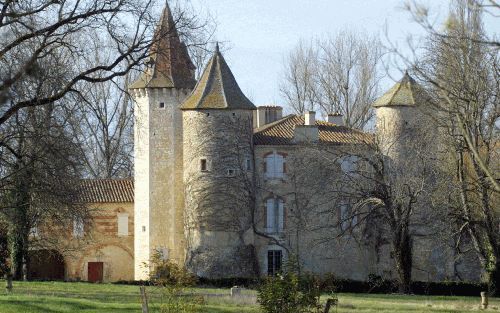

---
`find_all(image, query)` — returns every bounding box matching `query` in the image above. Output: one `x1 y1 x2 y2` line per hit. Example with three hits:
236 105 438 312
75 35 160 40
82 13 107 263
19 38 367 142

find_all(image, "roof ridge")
217 51 230 109
254 114 296 133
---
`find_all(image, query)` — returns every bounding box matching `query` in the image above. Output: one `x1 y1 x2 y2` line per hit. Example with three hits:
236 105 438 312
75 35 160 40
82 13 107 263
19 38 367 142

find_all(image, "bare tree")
0 0 213 278
280 41 318 114
400 0 500 293
280 31 383 129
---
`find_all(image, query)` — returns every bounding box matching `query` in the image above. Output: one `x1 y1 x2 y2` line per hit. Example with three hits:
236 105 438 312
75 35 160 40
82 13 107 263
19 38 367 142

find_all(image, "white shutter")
266 199 275 232
73 218 84 238
278 200 284 232
266 155 275 178
275 154 284 178
118 213 129 236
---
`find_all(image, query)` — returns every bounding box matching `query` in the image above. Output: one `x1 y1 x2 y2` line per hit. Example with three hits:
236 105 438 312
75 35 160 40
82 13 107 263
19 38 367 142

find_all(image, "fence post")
481 291 488 309
140 286 149 313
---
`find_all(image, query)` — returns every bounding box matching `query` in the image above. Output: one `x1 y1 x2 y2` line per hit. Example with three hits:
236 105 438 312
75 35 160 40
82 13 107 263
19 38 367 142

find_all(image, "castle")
29 3 480 283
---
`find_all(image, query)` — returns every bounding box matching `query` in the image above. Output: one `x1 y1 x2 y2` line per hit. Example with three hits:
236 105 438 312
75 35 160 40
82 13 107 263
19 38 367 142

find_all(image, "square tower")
129 2 196 280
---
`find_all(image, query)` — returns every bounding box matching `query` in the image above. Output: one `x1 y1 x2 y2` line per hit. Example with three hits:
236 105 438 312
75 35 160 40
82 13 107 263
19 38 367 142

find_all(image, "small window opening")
232 112 236 116
159 102 165 108
245 158 252 171
200 159 207 171
142 226 146 232
227 169 235 176
206 112 210 117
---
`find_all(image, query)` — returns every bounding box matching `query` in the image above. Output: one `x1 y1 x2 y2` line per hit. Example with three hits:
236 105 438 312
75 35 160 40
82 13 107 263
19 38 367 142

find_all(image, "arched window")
265 197 284 233
264 152 285 179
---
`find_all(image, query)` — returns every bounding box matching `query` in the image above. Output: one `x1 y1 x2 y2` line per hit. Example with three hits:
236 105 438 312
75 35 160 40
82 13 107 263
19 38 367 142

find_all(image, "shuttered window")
73 217 84 238
266 198 284 233
118 213 129 236
265 153 285 178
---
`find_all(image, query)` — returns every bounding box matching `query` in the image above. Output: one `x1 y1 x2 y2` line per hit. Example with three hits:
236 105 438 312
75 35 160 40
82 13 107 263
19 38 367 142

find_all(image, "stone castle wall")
132 87 190 280
182 109 257 278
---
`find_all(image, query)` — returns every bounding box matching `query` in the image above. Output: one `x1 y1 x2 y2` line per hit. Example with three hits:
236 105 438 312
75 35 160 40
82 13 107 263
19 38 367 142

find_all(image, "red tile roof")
253 115 372 145
79 179 134 203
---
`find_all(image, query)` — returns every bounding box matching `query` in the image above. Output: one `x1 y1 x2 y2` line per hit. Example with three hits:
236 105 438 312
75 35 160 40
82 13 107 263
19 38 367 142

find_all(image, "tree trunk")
393 228 412 294
8 225 28 280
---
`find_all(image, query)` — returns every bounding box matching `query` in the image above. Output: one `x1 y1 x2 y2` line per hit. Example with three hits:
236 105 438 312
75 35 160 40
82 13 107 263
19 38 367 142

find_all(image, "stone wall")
64 202 134 282
132 87 190 280
182 109 257 278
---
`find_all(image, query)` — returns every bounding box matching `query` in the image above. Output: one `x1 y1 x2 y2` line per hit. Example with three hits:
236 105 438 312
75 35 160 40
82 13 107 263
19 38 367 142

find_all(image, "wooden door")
88 262 103 283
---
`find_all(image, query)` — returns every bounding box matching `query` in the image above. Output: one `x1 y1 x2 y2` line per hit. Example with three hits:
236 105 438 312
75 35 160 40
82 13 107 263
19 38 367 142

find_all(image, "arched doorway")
29 249 65 280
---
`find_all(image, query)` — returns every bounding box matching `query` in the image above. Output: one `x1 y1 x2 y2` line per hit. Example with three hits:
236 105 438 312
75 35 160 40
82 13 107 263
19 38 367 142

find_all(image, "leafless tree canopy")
280 31 383 129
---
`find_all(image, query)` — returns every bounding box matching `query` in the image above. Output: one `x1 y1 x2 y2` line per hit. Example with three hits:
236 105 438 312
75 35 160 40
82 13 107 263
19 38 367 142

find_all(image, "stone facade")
131 87 191 280
182 110 257 278
64 202 134 282
44 4 482 283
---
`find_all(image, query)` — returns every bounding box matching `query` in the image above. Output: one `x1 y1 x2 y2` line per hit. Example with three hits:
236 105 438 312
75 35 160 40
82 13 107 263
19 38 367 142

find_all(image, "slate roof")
373 72 432 107
129 2 196 90
79 179 134 203
181 44 256 110
253 115 372 145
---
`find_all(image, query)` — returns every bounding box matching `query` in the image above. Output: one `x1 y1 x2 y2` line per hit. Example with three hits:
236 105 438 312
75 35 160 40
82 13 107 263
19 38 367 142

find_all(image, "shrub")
148 252 203 313
257 272 322 313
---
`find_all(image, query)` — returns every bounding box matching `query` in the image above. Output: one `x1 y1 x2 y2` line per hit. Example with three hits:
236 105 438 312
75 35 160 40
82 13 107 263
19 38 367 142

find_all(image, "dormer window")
159 102 165 108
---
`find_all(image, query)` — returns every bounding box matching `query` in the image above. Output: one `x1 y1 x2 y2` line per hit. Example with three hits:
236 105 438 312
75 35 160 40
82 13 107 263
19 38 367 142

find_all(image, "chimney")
327 112 344 126
305 111 316 125
294 111 319 143
254 106 283 128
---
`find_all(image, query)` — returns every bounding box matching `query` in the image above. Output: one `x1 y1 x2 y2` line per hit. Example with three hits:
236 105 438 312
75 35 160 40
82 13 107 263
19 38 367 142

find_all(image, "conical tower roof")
373 72 432 107
181 44 256 110
129 2 196 89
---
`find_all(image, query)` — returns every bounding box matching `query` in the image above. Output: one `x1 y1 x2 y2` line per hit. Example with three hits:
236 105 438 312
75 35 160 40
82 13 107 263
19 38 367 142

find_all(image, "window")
159 102 165 108
73 217 84 238
267 250 283 276
266 198 284 233
142 226 146 232
245 158 252 171
265 152 285 179
227 169 235 177
117 213 129 236
200 159 207 171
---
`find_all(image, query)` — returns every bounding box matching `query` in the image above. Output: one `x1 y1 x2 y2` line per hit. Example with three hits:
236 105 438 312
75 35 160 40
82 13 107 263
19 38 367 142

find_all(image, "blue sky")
188 0 498 110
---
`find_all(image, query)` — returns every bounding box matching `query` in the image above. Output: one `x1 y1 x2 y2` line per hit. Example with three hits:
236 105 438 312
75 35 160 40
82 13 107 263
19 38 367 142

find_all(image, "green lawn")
0 280 498 312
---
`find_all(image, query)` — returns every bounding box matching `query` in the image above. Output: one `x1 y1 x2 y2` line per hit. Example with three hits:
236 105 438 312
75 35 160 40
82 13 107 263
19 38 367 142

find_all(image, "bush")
148 252 203 313
319 273 487 296
257 272 322 313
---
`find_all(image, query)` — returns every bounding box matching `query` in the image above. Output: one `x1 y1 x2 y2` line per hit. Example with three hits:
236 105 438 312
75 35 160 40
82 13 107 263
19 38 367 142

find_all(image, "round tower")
373 72 437 163
181 45 257 278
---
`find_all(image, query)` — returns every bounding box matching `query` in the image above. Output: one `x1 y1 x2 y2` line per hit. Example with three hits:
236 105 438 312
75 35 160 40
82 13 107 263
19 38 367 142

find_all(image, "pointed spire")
373 72 432 107
215 42 220 53
181 46 256 110
129 1 196 89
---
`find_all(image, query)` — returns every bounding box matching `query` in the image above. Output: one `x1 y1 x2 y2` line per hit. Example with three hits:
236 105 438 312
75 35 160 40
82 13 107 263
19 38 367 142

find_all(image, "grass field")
0 280 498 312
